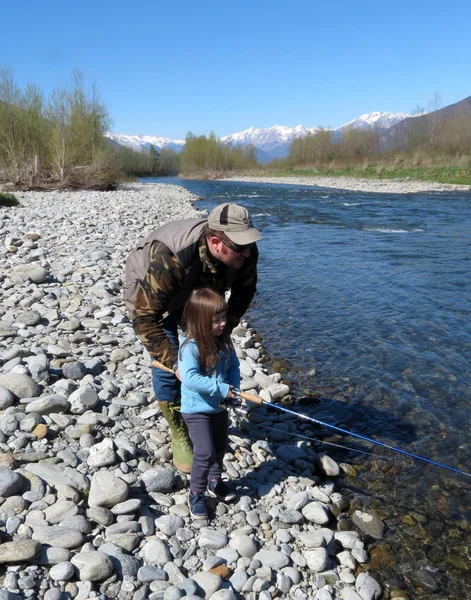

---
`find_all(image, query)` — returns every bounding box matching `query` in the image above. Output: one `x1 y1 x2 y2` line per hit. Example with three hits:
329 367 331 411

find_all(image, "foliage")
0 192 19 206
0 67 119 189
274 102 471 185
180 131 258 177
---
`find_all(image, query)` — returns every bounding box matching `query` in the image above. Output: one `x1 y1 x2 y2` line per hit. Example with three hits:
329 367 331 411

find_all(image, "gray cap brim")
225 227 263 245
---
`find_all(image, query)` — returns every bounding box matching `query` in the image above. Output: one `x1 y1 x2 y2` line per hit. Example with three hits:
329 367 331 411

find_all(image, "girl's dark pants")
182 410 228 493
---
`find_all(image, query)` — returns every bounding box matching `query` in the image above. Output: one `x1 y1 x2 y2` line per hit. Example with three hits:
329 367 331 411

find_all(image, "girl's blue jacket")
178 338 240 414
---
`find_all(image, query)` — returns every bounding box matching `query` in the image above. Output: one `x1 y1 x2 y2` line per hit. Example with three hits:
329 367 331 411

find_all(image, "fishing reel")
224 396 250 417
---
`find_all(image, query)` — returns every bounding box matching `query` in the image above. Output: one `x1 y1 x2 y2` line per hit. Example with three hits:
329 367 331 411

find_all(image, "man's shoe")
208 478 236 502
189 490 207 519
158 401 193 473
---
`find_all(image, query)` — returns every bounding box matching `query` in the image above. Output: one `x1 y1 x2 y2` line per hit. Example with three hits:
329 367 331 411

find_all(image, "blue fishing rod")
235 389 471 479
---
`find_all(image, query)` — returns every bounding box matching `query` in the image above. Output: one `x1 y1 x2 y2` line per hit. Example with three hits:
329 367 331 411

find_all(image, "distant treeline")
2 66 470 189
275 105 471 171
179 132 258 176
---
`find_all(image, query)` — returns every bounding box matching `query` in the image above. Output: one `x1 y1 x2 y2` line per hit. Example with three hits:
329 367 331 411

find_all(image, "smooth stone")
317 454 340 476
198 528 229 550
228 535 258 558
155 514 184 536
0 386 15 409
88 470 129 507
0 467 23 497
252 550 290 569
141 539 173 566
25 395 69 415
49 561 76 581
44 501 79 524
32 526 84 549
352 510 385 539
191 572 222 599
0 374 40 399
141 467 175 493
301 501 330 525
0 540 41 563
71 550 114 581
110 498 142 515
304 548 329 572
137 565 168 583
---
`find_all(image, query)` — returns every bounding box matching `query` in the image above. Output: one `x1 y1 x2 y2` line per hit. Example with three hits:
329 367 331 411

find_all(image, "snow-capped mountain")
221 124 320 161
106 111 410 163
336 111 410 132
105 132 185 153
221 124 319 152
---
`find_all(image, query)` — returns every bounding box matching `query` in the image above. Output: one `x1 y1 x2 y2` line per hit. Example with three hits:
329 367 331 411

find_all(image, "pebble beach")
1 183 388 600
222 174 471 194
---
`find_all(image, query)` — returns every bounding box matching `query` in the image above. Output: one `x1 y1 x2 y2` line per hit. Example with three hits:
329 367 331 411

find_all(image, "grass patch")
0 192 20 207
267 164 471 186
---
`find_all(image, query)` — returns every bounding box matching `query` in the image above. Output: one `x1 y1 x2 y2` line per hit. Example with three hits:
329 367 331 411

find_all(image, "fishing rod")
151 360 471 478
234 389 471 479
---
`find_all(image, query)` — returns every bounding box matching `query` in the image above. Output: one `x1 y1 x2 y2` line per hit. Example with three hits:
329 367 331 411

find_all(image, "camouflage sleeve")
132 241 183 367
226 244 259 329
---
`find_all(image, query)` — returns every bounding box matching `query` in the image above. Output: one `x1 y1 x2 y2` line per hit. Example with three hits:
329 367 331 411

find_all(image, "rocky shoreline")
222 174 471 194
1 183 388 600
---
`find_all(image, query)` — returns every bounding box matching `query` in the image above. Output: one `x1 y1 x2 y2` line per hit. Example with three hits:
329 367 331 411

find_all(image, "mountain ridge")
105 110 412 163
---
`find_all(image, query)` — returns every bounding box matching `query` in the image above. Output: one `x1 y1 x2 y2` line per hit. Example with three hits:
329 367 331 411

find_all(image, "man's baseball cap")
207 203 263 245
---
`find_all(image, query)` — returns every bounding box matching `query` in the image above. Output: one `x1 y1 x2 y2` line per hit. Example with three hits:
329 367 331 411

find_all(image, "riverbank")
221 174 471 194
0 183 391 600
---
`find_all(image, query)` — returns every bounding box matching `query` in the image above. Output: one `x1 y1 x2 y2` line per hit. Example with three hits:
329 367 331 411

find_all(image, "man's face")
208 235 253 269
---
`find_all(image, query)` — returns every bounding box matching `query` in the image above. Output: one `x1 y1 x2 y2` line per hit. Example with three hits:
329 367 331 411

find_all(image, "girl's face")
211 311 227 337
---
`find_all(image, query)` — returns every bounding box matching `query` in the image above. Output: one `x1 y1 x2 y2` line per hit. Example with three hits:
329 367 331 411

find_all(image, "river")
142 176 471 597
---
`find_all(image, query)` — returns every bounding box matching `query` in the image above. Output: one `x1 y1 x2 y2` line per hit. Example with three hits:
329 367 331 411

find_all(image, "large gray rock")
88 471 129 508
252 550 290 569
32 526 84 549
24 463 89 492
11 264 47 284
141 467 175 493
352 510 385 539
304 548 329 572
71 551 114 581
25 395 69 415
0 467 23 497
141 539 172 566
0 374 40 398
228 535 258 558
0 385 14 409
198 528 228 551
0 540 41 563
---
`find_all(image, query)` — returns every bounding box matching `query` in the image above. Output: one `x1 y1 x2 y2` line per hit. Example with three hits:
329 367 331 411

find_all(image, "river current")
142 176 471 597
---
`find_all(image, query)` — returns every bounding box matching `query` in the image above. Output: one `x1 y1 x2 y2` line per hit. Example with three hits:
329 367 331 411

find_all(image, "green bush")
0 192 19 206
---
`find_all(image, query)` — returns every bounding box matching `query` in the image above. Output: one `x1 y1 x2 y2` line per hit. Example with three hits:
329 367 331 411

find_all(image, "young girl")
178 288 240 519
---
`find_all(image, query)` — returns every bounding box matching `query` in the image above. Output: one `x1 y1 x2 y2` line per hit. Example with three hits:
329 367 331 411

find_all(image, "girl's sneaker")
188 490 207 519
208 478 236 502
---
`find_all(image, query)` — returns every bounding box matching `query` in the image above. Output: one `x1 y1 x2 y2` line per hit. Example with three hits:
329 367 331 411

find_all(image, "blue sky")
3 0 471 139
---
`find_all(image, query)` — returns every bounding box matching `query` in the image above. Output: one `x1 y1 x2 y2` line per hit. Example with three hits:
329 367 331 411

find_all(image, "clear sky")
3 0 471 139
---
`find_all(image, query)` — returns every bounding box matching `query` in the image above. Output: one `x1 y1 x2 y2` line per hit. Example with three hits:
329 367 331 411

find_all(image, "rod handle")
236 390 264 405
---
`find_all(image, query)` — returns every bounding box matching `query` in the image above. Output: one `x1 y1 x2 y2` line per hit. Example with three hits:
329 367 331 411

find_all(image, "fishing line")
233 389 471 479
251 422 391 459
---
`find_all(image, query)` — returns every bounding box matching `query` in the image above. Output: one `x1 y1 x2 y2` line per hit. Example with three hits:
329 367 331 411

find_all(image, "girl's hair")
181 288 233 370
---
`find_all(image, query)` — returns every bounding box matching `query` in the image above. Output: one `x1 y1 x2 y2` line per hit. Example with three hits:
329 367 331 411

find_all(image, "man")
124 203 262 472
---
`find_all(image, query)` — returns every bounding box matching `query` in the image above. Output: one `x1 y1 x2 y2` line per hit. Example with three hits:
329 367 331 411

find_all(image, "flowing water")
142 176 471 597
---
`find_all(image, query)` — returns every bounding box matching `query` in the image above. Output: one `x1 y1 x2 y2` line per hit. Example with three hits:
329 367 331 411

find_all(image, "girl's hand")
226 389 237 400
